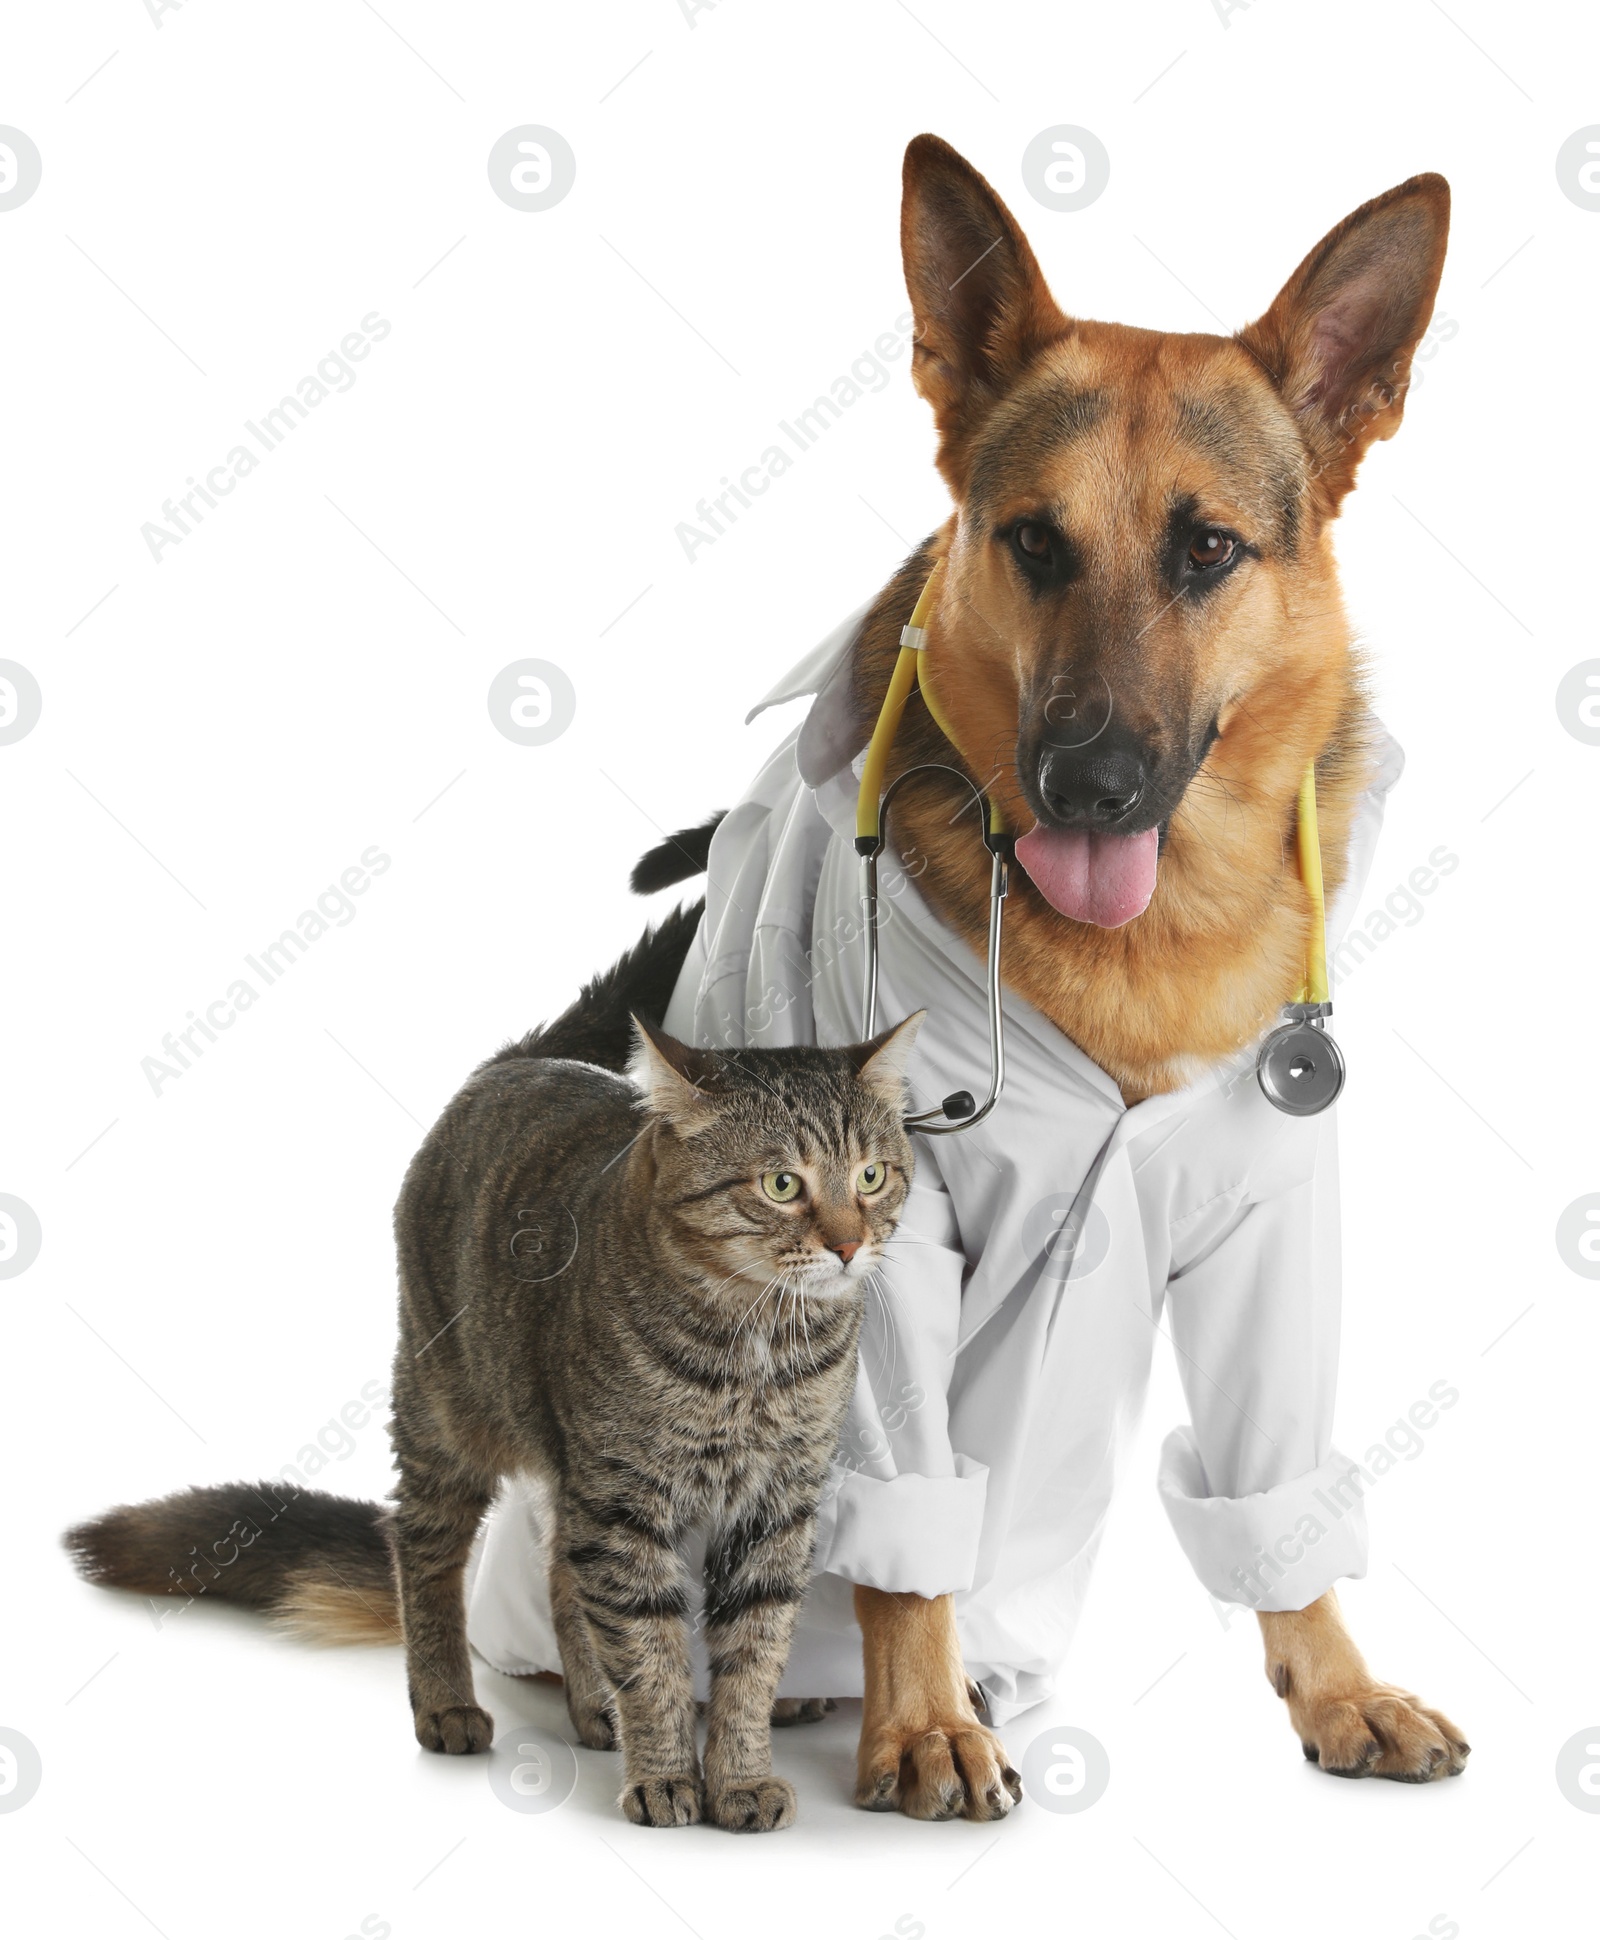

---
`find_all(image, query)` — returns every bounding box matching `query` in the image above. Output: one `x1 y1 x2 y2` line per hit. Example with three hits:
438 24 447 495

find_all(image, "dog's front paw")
620 1773 703 1827
708 1774 797 1832
856 1720 1021 1821
414 1703 495 1755
1292 1684 1469 1782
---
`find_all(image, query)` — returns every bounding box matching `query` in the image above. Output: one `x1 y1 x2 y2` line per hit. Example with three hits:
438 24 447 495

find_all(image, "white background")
5 1 1597 1936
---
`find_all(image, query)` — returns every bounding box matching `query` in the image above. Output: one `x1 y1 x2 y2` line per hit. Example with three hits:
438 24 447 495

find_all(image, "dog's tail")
64 1481 400 1646
480 896 705 1075
629 811 725 895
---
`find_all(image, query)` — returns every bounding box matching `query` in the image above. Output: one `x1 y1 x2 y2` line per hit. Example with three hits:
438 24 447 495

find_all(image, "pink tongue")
1014 824 1159 928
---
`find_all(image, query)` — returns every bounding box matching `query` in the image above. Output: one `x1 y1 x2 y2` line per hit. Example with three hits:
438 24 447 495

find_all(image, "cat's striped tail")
64 1481 400 1646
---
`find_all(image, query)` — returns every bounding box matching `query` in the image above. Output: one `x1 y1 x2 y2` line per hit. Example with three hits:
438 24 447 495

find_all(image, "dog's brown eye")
1188 529 1235 570
1015 522 1051 559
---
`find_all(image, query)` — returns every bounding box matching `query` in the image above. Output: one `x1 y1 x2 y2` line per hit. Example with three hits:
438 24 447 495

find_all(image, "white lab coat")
467 601 1404 1724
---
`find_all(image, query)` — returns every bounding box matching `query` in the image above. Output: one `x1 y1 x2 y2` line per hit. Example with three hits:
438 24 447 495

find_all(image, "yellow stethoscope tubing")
856 562 1330 1008
856 562 1008 845
1294 762 1329 1006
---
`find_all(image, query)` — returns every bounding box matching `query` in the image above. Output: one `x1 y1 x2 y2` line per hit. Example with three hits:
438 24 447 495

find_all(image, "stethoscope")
855 562 1345 1132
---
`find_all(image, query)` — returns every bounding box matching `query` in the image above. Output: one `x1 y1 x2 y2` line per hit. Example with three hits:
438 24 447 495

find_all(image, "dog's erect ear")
851 1011 926 1108
628 1015 721 1131
1237 174 1450 507
902 135 1067 475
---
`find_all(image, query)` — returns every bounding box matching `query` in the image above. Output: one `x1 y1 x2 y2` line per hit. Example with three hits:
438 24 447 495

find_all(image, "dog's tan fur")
854 1587 1018 1819
1260 1593 1468 1781
851 138 1465 1818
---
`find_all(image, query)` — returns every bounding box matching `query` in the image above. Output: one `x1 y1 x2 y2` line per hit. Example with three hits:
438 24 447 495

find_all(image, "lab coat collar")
745 597 870 724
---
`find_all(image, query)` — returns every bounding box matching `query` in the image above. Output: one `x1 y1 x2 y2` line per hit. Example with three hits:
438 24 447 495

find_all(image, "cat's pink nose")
830 1240 861 1264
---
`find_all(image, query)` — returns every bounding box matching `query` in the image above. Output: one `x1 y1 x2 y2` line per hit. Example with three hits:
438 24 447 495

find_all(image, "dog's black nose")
1037 744 1147 827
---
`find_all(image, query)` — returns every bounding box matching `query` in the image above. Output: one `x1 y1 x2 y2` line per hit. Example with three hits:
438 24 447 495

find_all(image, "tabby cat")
68 895 922 1833
382 1006 921 1830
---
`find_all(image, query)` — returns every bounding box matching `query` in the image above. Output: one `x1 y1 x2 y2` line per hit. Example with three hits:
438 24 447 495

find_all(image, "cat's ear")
628 1015 720 1132
852 1011 926 1108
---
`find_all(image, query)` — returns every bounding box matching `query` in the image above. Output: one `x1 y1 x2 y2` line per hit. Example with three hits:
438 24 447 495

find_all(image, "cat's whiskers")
701 1258 769 1301
791 1275 821 1374
785 1279 818 1377
728 1272 779 1338
861 1267 908 1399
784 1279 804 1370
870 1236 927 1384
722 1273 784 1380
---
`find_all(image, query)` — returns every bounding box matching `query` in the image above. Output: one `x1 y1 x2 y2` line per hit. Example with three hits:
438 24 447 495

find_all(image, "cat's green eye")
856 1162 889 1196
762 1170 802 1203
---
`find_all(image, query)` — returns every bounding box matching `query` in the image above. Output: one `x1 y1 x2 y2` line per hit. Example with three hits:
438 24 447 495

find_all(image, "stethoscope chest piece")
1257 1004 1345 1117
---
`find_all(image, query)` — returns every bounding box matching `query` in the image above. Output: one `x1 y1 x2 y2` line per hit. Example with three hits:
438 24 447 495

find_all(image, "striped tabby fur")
386 1013 922 1829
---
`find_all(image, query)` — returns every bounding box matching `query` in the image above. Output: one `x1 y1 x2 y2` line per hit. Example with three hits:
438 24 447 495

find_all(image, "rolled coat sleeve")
814 1141 989 1597
1155 1112 1369 1610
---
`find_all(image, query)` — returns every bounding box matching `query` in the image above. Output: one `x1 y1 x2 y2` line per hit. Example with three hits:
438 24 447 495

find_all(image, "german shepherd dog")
67 137 1467 1820
822 135 1466 1814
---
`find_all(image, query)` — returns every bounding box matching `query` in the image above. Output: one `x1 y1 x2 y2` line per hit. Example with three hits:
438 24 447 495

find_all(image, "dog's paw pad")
854 1765 901 1812
858 1719 1017 1822
1297 1688 1469 1783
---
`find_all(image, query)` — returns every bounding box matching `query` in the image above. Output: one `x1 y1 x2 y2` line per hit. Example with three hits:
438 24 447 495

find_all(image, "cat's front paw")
771 1697 835 1726
414 1704 494 1755
566 1695 617 1751
707 1774 797 1832
620 1773 703 1827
